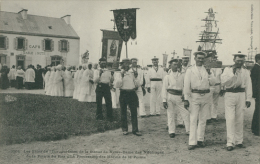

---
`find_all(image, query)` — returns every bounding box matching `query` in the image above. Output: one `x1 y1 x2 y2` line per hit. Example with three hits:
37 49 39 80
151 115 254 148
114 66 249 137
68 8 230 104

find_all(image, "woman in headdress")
73 65 81 99
64 66 74 97
53 65 64 96
78 64 90 102
76 64 85 100
46 66 56 96
44 66 51 94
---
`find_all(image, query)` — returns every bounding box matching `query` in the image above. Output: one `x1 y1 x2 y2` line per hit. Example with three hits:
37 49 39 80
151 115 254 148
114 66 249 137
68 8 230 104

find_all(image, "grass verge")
0 93 125 145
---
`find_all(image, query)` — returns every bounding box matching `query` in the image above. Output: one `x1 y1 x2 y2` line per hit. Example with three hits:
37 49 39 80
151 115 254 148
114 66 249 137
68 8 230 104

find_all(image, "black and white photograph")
0 0 259 163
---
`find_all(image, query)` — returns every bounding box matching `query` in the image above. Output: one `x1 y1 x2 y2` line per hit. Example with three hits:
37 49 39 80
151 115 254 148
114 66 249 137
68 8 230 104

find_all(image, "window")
0 36 8 50
18 38 24 49
59 40 69 52
0 54 7 65
15 37 27 50
42 39 54 51
51 56 62 66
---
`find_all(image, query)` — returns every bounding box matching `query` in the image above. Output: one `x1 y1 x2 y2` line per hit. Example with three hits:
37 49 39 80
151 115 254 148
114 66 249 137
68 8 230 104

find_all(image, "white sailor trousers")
224 92 245 147
150 81 162 115
136 89 146 116
167 94 190 134
189 93 210 145
210 85 221 119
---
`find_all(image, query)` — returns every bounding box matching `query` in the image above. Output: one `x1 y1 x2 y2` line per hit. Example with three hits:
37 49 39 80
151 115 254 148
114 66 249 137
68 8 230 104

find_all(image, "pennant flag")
101 30 123 68
112 8 137 42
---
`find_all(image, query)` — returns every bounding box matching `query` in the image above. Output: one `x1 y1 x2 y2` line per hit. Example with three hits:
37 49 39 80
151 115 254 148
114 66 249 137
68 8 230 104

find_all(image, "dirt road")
0 97 259 164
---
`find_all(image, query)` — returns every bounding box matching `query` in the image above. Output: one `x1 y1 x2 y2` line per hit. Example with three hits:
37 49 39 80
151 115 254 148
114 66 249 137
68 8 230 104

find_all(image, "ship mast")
196 8 222 57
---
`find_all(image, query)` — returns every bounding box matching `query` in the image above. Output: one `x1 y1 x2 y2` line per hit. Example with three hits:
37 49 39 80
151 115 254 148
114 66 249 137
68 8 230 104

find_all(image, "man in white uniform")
176 56 191 128
221 51 252 151
162 59 190 138
130 58 146 118
147 56 164 116
183 51 216 150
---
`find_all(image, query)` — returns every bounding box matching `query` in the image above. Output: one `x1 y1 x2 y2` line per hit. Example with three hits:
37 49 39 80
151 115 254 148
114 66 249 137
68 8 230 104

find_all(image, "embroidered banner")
101 30 123 67
112 9 137 42
162 53 168 68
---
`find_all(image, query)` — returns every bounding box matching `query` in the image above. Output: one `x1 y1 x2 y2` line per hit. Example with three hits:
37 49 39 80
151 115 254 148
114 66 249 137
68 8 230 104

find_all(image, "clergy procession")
39 51 259 151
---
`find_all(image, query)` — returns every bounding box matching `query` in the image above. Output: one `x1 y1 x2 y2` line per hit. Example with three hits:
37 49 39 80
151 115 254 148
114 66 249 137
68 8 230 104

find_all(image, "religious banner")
162 53 168 68
112 8 137 42
101 30 123 67
183 48 192 65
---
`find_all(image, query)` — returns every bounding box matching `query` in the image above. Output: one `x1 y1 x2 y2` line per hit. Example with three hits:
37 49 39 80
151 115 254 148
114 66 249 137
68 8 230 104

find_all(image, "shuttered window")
59 40 69 52
15 37 27 50
43 39 54 51
0 36 8 50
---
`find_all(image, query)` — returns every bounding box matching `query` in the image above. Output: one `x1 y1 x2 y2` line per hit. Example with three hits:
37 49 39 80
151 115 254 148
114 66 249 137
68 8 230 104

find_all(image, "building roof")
0 11 80 39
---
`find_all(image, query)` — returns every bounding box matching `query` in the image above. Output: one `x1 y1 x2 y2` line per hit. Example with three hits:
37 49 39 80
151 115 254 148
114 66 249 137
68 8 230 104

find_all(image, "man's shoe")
188 145 197 150
197 141 205 148
133 132 142 136
236 144 246 148
156 114 161 116
169 133 175 138
226 146 233 151
123 132 128 135
177 125 185 128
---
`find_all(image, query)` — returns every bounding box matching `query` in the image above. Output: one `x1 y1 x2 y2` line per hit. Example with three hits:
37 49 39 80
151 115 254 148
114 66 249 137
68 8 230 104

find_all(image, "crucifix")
171 50 177 58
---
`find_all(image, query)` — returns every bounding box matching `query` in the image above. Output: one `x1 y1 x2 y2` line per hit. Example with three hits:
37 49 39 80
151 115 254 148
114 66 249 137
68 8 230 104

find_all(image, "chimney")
61 15 71 25
18 9 28 19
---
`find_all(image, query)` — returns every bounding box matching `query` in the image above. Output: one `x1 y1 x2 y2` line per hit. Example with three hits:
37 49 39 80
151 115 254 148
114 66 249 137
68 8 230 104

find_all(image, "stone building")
0 9 80 69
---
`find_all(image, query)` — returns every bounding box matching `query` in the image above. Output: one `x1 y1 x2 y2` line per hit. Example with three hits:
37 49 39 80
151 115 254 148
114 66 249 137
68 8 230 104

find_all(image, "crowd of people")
0 51 259 151
0 64 45 90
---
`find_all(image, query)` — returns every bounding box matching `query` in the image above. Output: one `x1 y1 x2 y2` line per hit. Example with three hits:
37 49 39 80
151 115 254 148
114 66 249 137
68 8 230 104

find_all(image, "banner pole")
125 41 128 58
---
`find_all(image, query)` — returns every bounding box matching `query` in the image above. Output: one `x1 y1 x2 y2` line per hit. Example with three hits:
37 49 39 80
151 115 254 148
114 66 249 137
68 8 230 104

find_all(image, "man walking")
221 51 252 151
147 56 164 116
25 65 35 90
183 51 216 150
162 59 190 138
251 53 260 136
130 58 146 118
114 58 142 136
94 58 113 121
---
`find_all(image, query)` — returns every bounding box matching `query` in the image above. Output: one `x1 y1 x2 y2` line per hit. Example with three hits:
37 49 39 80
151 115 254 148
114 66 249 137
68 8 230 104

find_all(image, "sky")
1 0 260 66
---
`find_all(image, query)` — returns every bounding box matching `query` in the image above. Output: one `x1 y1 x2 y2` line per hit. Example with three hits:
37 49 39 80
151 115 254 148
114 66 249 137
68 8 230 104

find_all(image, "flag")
101 30 123 67
162 53 168 68
112 8 137 42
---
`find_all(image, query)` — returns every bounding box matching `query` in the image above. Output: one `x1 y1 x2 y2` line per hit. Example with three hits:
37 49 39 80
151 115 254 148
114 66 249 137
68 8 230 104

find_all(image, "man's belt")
215 83 221 86
150 78 162 81
167 89 182 95
191 89 210 94
226 88 245 93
